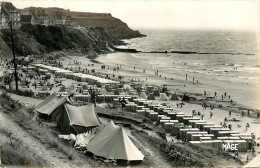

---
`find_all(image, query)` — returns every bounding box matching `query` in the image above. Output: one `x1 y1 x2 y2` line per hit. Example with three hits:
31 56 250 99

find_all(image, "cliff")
20 7 144 40
0 7 144 58
0 25 121 57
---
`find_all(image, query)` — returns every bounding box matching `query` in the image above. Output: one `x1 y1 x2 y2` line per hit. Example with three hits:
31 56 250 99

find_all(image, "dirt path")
128 130 173 168
0 111 88 168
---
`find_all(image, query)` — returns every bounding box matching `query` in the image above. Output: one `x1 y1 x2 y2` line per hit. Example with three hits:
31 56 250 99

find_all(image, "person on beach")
186 74 187 80
120 97 127 115
210 111 213 118
143 70 145 73
229 111 232 117
223 122 227 128
228 124 232 130
201 114 204 120
134 67 135 71
192 110 196 116
246 123 250 130
248 110 250 116
221 95 224 100
88 88 97 107
204 91 206 97
214 91 217 97
234 151 239 158
252 147 255 156
34 81 37 89
193 77 194 82
197 80 198 83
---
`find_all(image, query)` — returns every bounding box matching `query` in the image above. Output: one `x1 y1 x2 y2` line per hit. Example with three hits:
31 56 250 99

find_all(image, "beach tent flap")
64 103 100 133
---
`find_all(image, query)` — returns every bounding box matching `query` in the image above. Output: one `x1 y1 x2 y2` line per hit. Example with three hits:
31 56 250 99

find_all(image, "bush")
1 91 11 100
1 137 46 166
27 105 35 116
7 89 34 97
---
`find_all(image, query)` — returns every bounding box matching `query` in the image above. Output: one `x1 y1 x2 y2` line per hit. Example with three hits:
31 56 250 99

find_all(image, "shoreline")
93 53 260 115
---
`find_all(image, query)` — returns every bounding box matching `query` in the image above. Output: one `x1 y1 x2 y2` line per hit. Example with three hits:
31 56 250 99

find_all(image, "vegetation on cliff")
0 25 119 57
0 7 144 58
21 7 144 40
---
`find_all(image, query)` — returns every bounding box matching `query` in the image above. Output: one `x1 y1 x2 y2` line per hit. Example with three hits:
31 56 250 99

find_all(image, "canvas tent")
56 104 100 134
170 92 178 100
159 93 169 101
35 93 68 121
74 132 95 148
87 120 144 161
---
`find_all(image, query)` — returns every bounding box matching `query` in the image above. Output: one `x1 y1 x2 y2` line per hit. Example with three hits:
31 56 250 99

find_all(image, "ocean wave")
224 63 234 66
234 64 243 67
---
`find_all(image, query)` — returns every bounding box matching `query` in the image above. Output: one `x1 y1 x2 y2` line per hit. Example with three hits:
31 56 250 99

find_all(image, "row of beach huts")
122 98 254 152
30 64 119 87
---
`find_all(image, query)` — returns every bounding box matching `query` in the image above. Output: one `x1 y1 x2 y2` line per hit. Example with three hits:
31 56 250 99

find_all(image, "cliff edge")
0 7 145 58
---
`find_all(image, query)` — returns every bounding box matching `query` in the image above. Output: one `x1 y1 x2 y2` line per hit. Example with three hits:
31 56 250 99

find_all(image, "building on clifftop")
0 2 21 27
20 14 35 25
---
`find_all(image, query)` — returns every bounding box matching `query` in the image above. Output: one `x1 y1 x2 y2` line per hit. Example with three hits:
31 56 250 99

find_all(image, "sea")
97 29 260 110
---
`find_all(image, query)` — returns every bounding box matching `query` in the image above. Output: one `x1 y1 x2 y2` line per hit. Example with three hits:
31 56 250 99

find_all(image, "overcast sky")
5 0 259 31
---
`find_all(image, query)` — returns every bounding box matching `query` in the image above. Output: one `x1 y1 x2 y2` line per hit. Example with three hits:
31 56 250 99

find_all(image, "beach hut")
148 112 158 121
233 140 247 152
56 104 100 134
35 93 68 121
136 110 146 116
189 141 202 147
87 120 144 161
212 140 223 149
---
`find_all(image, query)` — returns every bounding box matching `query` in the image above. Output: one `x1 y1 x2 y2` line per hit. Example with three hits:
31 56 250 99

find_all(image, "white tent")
159 93 169 101
244 154 260 167
58 134 76 141
139 92 147 99
87 120 144 161
74 132 95 147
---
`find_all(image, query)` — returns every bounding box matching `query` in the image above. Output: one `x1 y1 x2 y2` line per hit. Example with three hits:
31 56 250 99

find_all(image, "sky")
3 0 259 31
